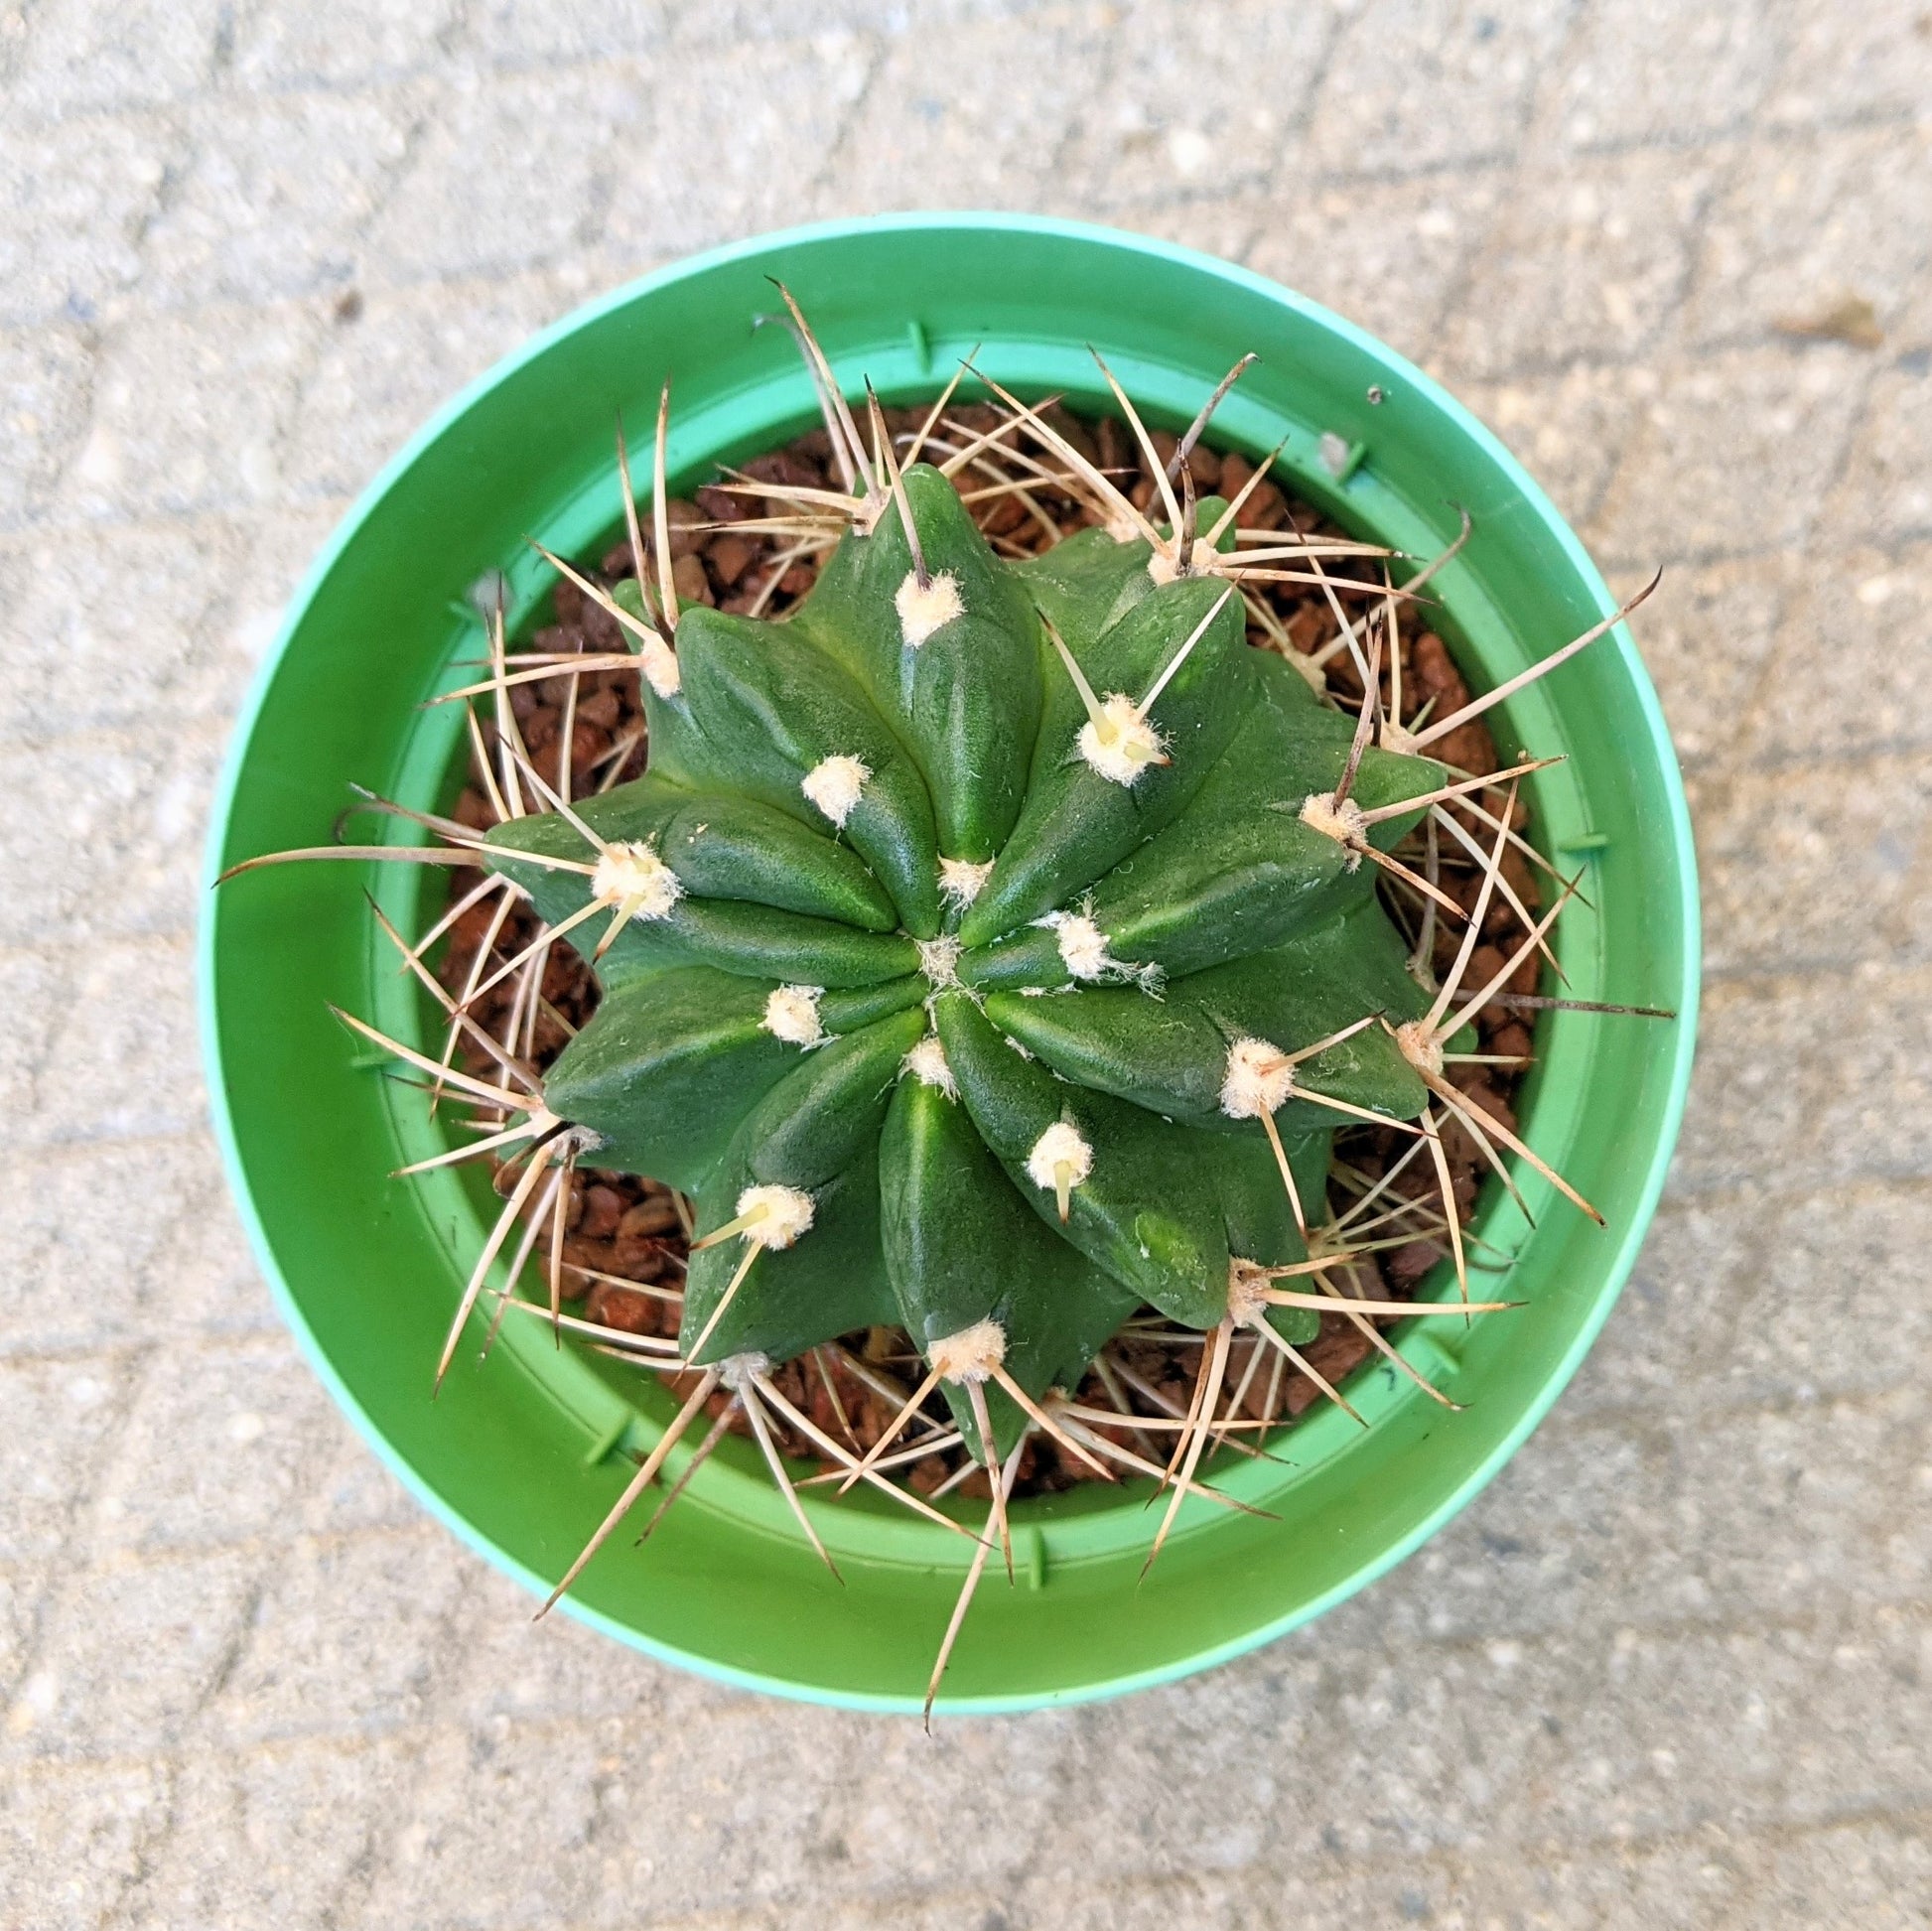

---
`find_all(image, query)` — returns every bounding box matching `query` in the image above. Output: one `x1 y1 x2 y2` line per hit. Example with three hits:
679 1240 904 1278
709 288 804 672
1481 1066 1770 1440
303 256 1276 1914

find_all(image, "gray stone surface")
2 0 1929 1924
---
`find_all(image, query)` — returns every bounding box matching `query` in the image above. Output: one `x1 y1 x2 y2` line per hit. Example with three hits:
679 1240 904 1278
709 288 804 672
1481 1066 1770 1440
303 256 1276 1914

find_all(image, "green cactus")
226 296 1656 1711
487 449 1459 1465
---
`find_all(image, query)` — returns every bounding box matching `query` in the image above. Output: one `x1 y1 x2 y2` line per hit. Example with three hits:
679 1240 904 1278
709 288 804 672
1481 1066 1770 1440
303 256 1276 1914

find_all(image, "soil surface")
432 402 1539 1499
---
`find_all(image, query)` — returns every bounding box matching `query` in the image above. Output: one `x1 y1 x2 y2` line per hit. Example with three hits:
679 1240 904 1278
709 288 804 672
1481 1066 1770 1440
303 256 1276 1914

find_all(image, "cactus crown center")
915 935 962 989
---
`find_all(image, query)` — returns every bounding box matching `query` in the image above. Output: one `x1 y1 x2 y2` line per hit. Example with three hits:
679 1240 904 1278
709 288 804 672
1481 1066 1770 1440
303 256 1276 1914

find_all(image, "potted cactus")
204 217 1698 1715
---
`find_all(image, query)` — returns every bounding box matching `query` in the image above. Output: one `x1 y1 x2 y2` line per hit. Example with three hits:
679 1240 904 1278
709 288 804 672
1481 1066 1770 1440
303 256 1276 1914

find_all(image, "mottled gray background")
4 1 1931 1925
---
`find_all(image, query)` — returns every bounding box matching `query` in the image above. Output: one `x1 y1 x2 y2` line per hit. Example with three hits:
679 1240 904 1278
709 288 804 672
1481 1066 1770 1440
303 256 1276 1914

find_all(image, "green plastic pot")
201 214 1699 1713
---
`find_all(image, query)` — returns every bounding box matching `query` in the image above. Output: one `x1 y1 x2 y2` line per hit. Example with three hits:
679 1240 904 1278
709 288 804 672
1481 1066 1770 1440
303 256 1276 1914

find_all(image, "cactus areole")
208 225 1699 1714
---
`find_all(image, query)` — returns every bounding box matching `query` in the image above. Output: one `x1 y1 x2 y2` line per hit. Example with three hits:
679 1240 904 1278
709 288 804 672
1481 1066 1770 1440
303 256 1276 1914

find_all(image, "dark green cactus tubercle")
485 454 1455 1461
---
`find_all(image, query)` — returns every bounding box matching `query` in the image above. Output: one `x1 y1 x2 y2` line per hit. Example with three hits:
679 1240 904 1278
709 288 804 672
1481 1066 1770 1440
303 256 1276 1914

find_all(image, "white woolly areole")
929 1317 1006 1382
800 754 870 828
1225 1259 1270 1326
902 1033 956 1097
719 1350 773 1393
1220 1035 1296 1120
590 840 683 920
736 1182 815 1251
1393 1017 1445 1076
937 855 995 911
916 934 962 989
1040 910 1115 982
638 637 681 699
1145 537 1221 586
895 568 964 647
1026 1120 1093 1195
1300 789 1369 858
760 985 824 1047
1078 694 1167 785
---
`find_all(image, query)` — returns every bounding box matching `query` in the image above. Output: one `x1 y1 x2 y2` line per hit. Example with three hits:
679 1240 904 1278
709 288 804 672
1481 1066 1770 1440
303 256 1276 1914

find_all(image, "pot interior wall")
203 217 1697 1711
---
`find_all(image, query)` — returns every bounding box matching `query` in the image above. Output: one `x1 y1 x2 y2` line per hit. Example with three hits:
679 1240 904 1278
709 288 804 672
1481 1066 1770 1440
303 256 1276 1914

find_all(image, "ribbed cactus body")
487 461 1444 1455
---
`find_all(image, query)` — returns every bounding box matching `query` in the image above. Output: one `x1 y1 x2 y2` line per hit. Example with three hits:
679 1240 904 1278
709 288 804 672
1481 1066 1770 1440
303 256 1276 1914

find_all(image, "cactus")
226 294 1658 1714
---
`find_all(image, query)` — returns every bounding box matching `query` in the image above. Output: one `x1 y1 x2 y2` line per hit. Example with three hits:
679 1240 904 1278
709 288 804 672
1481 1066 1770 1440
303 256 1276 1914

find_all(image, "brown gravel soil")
432 402 1541 1502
